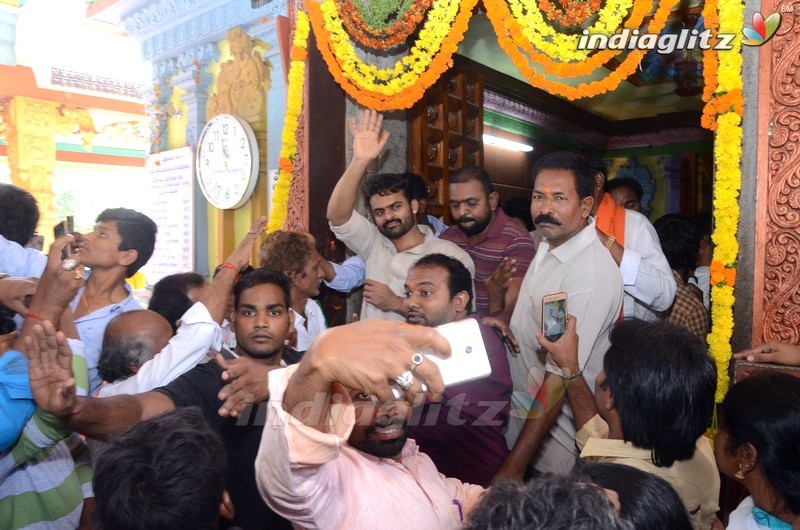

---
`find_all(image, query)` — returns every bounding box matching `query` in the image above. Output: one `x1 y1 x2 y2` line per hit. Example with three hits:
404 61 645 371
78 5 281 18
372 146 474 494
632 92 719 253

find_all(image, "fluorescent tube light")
482 134 533 152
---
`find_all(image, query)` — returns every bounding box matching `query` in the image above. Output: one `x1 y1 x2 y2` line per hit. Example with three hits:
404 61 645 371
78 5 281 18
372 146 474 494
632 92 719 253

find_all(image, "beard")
378 215 415 240
350 422 410 459
457 213 492 236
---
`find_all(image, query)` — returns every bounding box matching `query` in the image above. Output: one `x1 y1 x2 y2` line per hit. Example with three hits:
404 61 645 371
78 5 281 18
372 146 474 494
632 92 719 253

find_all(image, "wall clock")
196 114 259 209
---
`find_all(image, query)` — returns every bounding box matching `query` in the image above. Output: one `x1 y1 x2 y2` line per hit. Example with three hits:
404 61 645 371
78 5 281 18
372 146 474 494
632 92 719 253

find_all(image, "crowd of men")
0 108 730 529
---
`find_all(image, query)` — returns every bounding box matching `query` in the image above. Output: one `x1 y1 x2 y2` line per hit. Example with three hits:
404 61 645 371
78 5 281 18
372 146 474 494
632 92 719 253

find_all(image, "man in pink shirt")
256 319 486 529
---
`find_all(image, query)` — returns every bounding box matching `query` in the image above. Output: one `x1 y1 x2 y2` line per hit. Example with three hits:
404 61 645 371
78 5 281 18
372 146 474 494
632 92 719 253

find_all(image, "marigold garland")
538 0 601 27
506 0 635 63
339 0 434 49
482 0 671 100
703 0 743 403
485 0 656 78
308 0 477 109
269 10 310 233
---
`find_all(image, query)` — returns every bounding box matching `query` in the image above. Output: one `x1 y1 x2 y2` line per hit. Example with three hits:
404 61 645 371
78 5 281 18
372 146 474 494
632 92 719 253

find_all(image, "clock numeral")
213 130 219 141
208 142 215 152
240 137 245 149
225 190 230 200
223 123 229 134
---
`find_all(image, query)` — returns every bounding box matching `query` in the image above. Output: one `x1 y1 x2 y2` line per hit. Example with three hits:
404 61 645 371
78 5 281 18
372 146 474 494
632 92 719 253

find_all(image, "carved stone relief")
207 27 270 121
759 0 800 343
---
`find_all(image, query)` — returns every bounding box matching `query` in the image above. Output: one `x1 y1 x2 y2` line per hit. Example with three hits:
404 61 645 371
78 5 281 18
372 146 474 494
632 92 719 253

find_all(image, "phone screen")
543 296 567 342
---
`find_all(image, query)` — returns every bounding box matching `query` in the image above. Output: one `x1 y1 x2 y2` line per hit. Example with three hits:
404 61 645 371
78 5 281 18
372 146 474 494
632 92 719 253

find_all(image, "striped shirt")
440 209 536 314
0 340 92 530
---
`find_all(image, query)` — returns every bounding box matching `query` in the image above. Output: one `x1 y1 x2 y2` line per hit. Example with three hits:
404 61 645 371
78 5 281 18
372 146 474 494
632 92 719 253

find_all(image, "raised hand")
226 215 268 271
480 316 520 355
26 321 77 418
349 108 390 163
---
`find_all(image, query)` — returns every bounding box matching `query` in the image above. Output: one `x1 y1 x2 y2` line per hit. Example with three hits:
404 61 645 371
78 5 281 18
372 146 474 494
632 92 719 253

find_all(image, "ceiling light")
483 134 533 152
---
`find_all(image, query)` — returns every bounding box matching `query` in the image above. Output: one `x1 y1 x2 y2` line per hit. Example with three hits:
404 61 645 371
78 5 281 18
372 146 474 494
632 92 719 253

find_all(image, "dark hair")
467 475 630 530
530 152 596 200
720 372 800 514
653 214 700 283
148 272 206 333
406 172 430 202
93 407 226 530
603 319 716 467
450 165 495 195
258 230 316 277
0 184 39 246
361 173 414 206
233 268 291 310
691 211 713 238
98 333 155 383
573 149 608 179
95 208 158 278
411 254 473 312
582 462 693 530
604 178 643 201
502 196 534 231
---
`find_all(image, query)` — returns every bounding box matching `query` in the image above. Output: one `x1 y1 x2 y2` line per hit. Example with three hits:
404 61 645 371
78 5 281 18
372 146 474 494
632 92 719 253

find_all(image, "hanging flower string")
485 0 656 78
308 0 477 109
483 0 671 100
537 0 601 28
703 0 743 403
270 10 310 233
338 0 434 49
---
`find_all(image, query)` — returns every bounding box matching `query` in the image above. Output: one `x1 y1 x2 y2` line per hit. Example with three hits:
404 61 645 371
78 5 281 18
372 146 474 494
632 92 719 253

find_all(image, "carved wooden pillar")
753 0 800 343
0 96 94 248
207 27 271 262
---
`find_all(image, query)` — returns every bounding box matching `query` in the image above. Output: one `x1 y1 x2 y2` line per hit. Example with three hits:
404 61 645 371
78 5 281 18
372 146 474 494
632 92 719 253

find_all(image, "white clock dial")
196 114 260 210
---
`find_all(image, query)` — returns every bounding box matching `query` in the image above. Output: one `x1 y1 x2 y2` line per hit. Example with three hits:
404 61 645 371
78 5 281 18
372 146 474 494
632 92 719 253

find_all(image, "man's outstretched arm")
27 321 175 440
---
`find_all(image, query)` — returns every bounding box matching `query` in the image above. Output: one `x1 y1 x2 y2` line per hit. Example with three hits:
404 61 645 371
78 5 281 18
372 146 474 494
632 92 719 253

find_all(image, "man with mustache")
440 166 536 317
327 108 475 320
496 151 624 480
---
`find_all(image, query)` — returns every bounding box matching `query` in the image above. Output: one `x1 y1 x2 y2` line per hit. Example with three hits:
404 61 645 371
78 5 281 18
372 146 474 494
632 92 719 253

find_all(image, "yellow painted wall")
165 35 271 273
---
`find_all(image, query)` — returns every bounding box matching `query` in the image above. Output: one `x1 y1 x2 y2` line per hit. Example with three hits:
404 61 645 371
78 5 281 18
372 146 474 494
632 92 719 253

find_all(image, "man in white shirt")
499 151 623 479
259 230 327 351
326 109 474 321
584 152 675 321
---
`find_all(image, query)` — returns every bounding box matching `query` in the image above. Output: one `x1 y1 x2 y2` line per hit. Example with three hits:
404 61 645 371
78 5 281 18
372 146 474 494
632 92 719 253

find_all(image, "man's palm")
26 324 77 417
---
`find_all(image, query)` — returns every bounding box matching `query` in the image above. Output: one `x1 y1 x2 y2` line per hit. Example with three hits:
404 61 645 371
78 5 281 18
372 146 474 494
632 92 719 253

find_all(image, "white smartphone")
542 292 568 342
424 318 492 387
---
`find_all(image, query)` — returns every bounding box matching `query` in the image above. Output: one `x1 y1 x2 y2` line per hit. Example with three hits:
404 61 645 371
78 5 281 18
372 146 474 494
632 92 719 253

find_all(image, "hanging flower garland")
338 0 434 49
270 10 310 233
505 0 635 63
537 0 601 28
482 0 671 100
308 0 477 109
485 0 656 78
702 0 743 403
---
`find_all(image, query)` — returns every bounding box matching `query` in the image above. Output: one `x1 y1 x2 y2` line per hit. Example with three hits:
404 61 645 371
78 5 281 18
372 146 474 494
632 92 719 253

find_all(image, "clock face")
196 114 260 210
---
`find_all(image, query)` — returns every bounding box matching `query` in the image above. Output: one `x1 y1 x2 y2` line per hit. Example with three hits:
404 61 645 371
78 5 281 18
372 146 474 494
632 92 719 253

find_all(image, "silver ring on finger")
411 353 424 372
62 258 78 271
395 370 414 391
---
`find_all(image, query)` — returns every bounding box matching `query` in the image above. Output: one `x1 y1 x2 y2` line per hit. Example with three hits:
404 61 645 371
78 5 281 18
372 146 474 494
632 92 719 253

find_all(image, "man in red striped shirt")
440 166 536 318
